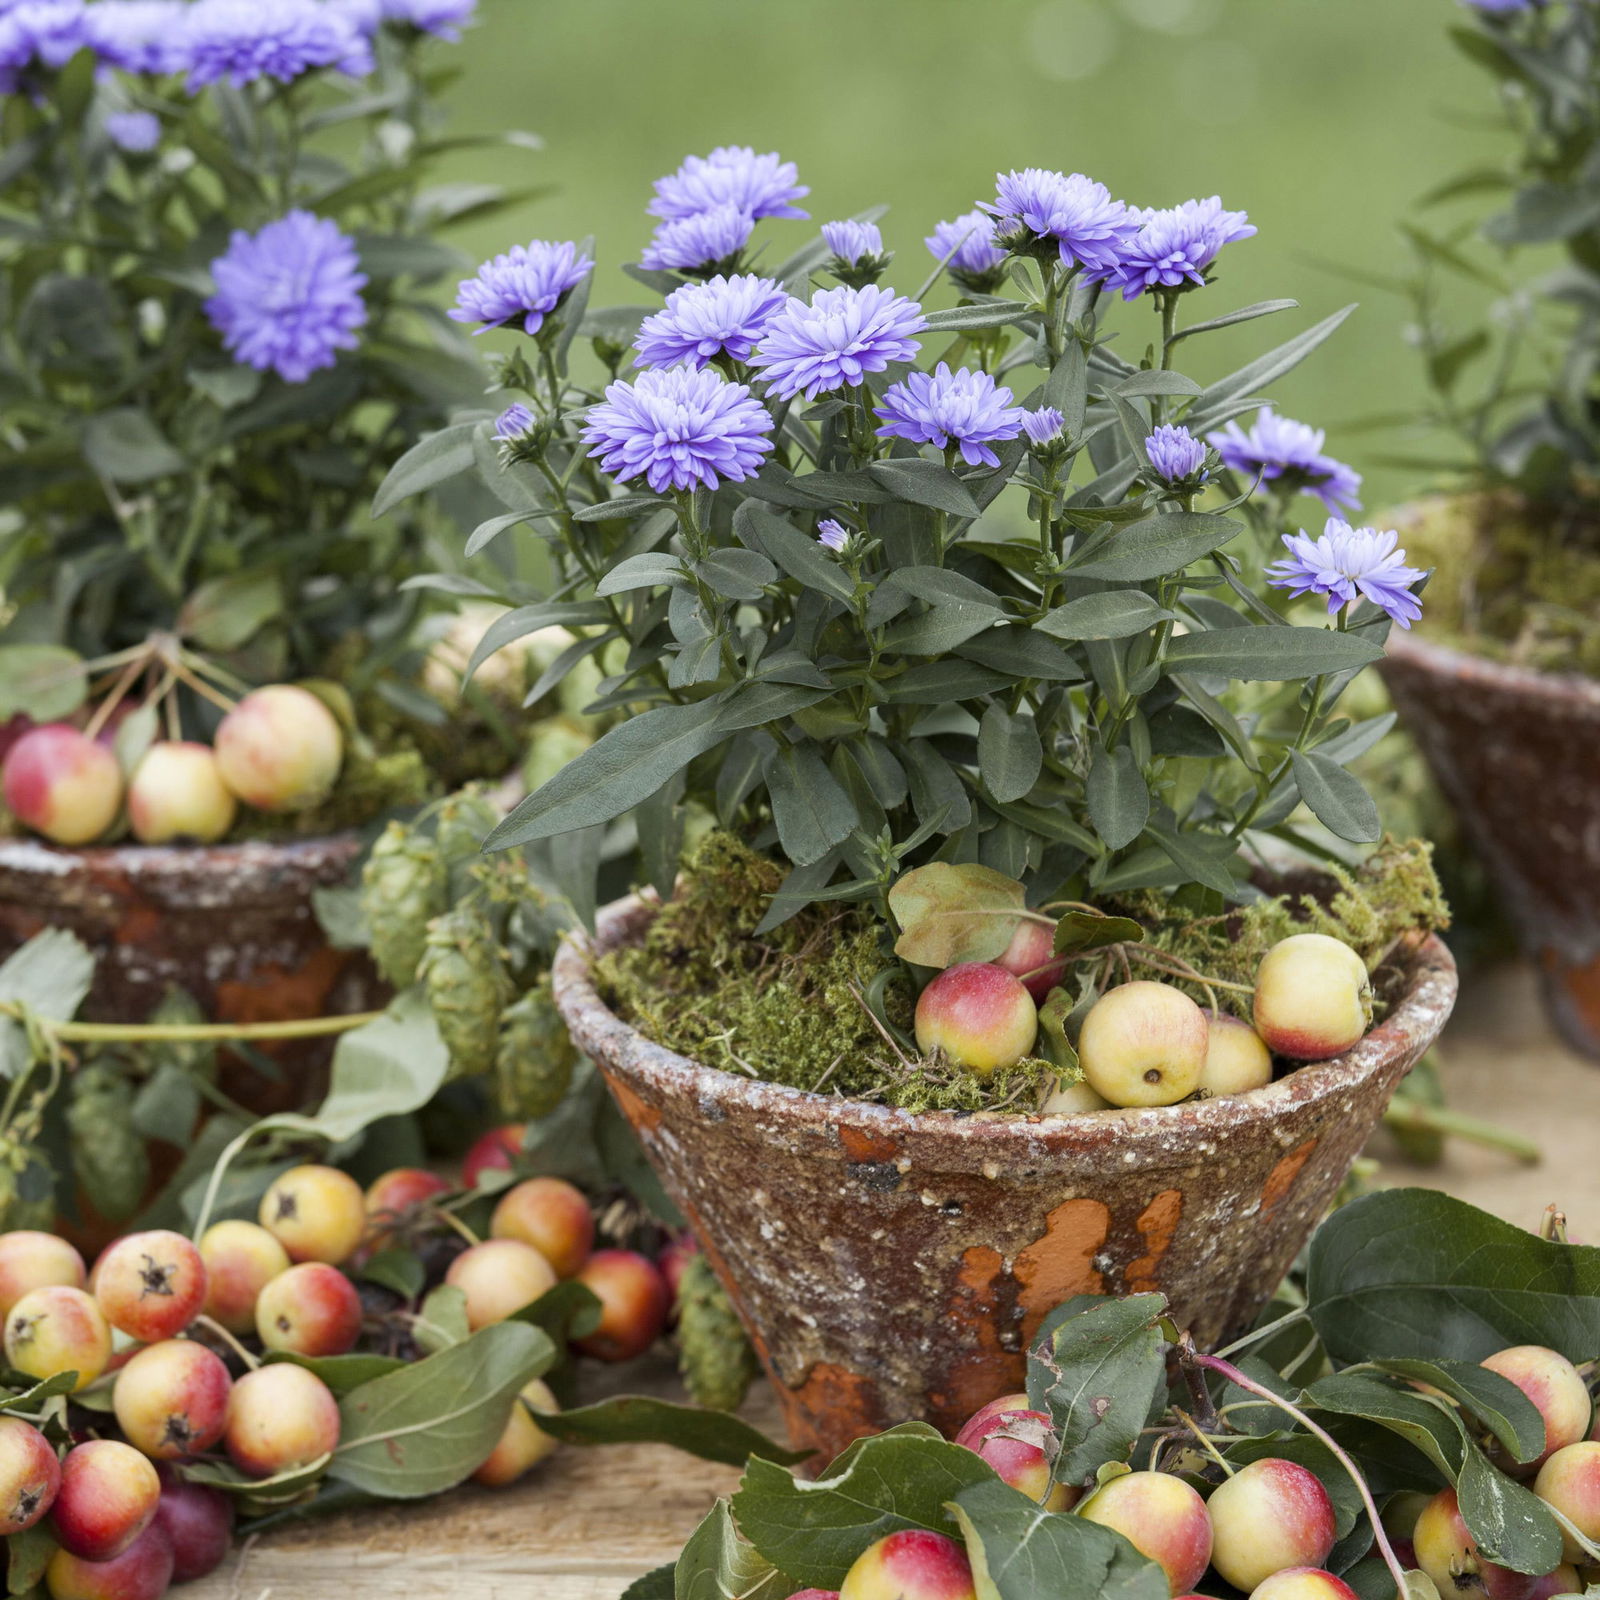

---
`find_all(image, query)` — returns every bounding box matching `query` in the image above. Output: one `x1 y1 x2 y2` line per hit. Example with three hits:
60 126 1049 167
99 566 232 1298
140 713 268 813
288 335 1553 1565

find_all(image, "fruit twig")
82 650 152 742
1171 1406 1236 1478
0 1002 384 1044
194 1314 260 1370
167 656 239 715
1382 1101 1541 1165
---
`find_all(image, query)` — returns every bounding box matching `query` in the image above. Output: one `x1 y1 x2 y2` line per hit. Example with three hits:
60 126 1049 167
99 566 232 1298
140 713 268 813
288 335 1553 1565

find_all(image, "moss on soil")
600 832 1449 1115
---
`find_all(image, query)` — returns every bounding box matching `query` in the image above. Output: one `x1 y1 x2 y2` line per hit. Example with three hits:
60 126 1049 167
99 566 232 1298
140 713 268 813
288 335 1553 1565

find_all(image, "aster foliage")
387 151 1412 929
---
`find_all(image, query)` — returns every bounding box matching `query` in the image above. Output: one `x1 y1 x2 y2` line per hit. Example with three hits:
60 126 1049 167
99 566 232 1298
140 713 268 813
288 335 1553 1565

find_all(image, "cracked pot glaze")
553 895 1458 1462
1382 630 1600 1062
0 832 383 1111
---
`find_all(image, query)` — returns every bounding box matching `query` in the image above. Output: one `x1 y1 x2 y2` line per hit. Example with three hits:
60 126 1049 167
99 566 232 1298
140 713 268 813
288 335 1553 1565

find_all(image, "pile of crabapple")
1 683 344 848
914 930 1373 1111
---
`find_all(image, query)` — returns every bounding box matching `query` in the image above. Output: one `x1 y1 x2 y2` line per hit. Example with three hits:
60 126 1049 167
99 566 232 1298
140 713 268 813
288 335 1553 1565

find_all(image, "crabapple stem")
1213 1306 1310 1360
1171 1407 1236 1477
432 1209 483 1250
193 1315 259 1371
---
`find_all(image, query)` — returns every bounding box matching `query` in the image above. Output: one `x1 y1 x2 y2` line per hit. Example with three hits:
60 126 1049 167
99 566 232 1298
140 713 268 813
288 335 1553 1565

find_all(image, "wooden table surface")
189 961 1600 1600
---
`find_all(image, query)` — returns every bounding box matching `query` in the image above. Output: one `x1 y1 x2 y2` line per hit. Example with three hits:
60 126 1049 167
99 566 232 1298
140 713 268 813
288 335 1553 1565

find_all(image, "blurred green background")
435 0 1497 516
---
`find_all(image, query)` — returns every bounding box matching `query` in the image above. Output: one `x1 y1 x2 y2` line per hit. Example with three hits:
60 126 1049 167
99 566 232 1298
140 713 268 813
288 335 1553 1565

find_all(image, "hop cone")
494 976 577 1120
677 1252 757 1413
418 905 511 1080
67 1063 150 1223
434 788 499 872
361 822 448 987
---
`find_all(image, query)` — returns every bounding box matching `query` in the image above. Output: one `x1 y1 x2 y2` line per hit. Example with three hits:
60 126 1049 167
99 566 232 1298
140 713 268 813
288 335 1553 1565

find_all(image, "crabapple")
45 1522 174 1600
50 1440 160 1561
1199 1014 1274 1097
1249 1571 1360 1600
254 1262 363 1356
1526 1566 1582 1600
152 1466 234 1583
913 963 1038 1076
1207 1457 1338 1593
1040 1076 1112 1115
0 1416 60 1534
996 918 1067 1003
197 1219 289 1335
1481 1346 1593 1475
953 1393 1076 1510
259 1164 366 1265
573 1250 671 1362
1078 1470 1213 1595
839 1529 977 1600
1413 1486 1537 1600
657 1233 698 1306
1533 1443 1600 1563
224 1363 340 1479
93 1230 206 1342
1078 982 1209 1109
0 1231 86 1319
472 1378 560 1487
5 1286 111 1390
2 724 123 847
1252 934 1372 1061
463 1124 526 1189
112 1339 232 1460
363 1167 451 1251
445 1240 558 1331
490 1177 595 1279
126 742 236 845
789 1594 841 1600
214 684 343 813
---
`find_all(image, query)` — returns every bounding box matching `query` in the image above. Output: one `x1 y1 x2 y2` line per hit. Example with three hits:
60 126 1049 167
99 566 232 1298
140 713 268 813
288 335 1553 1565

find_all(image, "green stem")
0 1003 383 1045
1382 1101 1541 1164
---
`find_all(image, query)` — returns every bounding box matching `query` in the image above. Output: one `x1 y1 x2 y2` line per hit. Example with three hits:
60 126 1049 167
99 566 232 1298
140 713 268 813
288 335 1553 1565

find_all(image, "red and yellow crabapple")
0 1231 86 1320
254 1262 363 1357
93 1230 207 1342
1199 1013 1274 1097
995 917 1067 1003
1249 1570 1361 1600
472 1378 560 1487
224 1363 341 1479
152 1465 235 1583
573 1250 671 1362
1480 1346 1593 1475
258 1164 366 1266
839 1530 978 1600
1252 934 1372 1061
1526 1566 1582 1600
1 724 123 847
913 963 1038 1076
45 1522 174 1600
1533 1442 1600 1563
5 1286 112 1390
445 1240 558 1331
112 1339 232 1460
214 685 343 813
1039 1076 1112 1114
1414 1486 1538 1600
1206 1457 1338 1593
197 1219 289 1335
126 741 236 845
50 1440 160 1561
953 1393 1076 1511
0 1416 60 1534
490 1177 595 1280
463 1124 526 1189
1078 982 1209 1109
363 1167 451 1251
657 1233 698 1307
1078 1470 1213 1596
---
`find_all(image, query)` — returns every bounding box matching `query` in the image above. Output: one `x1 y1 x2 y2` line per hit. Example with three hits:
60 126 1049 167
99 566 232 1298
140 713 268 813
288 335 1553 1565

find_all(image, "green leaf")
177 569 283 651
1189 306 1357 431
696 548 777 602
959 627 1084 681
1145 824 1242 897
922 300 1034 332
595 552 689 598
1052 909 1145 956
1113 369 1201 399
1372 1361 1545 1466
414 1284 471 1354
1307 1189 1600 1365
868 458 983 518
623 1564 676 1600
371 420 479 517
1291 749 1381 844
880 661 1008 703
672 1502 787 1600
950 1478 1170 1600
0 1371 82 1414
1039 592 1176 642
537 1395 806 1468
509 1279 602 1348
572 494 669 523
1168 299 1298 344
1067 513 1242 581
735 501 856 604
731 1426 994 1589
1086 746 1149 851
1303 1373 1465 1479
328 1321 555 1497
81 407 186 483
1164 626 1383 681
765 745 856 867
260 1351 407 1397
1456 1444 1564 1574
0 645 87 720
0 930 94 1079
889 862 1026 967
6 1522 55 1594
464 601 609 685
978 705 1043 804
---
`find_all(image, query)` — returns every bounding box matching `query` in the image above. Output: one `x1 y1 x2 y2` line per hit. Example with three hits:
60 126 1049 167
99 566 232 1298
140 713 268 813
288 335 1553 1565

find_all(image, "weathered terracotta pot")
0 832 383 1112
1381 630 1600 1060
553 896 1458 1461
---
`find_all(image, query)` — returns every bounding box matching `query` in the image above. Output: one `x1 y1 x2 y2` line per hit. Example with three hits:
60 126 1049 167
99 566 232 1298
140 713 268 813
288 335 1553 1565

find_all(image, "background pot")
1381 630 1600 1060
0 832 383 1112
554 896 1457 1462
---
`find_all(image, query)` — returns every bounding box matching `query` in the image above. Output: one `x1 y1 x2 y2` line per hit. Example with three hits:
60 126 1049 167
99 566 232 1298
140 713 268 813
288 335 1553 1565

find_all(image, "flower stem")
0 1003 384 1045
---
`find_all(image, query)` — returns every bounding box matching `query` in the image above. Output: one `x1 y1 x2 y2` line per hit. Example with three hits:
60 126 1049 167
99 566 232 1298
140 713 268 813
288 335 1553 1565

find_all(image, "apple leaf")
889 863 1027 968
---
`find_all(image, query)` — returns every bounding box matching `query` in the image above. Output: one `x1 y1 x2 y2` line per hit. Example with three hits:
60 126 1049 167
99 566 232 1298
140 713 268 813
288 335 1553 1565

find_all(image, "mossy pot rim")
1385 627 1600 703
554 893 1459 1160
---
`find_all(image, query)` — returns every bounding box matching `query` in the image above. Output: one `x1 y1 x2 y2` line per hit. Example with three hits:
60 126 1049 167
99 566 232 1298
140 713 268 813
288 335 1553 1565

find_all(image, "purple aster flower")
494 402 534 441
84 1 186 72
875 362 1026 469
1208 408 1362 513
379 0 477 35
448 240 593 337
1266 519 1426 629
633 274 786 370
822 219 883 265
1461 0 1534 11
1020 407 1066 448
983 169 1135 275
205 211 368 385
582 365 775 494
1144 424 1207 485
817 518 849 552
0 1 87 81
182 0 372 91
924 210 1007 290
1098 197 1256 301
648 146 808 223
640 205 755 274
105 110 161 153
751 284 927 402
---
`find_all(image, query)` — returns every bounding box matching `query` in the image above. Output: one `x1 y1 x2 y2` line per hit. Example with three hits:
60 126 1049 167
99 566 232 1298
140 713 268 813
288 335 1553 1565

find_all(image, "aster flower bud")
1020 406 1068 461
925 211 1008 295
1143 423 1209 491
816 518 850 554
822 219 892 288
641 204 755 277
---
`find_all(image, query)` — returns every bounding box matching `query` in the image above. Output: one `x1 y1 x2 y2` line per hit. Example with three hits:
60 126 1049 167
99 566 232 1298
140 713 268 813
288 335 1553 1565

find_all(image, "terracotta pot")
1381 630 1600 1060
0 832 384 1113
553 896 1458 1462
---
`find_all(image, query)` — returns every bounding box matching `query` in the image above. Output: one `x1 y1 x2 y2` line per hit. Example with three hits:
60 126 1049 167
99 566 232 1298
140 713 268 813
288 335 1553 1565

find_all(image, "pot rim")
1385 629 1600 707
0 828 365 878
553 894 1458 1157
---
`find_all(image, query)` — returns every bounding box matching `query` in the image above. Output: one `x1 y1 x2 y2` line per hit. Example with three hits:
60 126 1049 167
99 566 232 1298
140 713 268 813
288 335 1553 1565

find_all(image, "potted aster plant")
381 148 1456 1459
1375 0 1600 1058
0 0 529 1078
